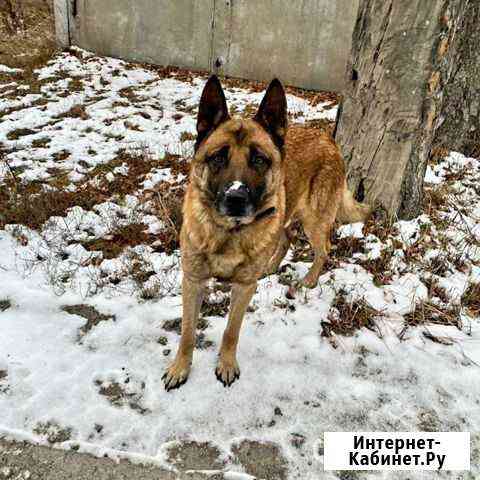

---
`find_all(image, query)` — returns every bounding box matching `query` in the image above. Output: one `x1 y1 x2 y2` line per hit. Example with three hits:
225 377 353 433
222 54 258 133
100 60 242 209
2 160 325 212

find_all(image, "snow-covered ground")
0 49 479 479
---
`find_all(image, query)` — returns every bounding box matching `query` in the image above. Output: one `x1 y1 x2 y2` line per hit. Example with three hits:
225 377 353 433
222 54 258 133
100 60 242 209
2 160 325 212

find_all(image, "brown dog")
162 76 370 390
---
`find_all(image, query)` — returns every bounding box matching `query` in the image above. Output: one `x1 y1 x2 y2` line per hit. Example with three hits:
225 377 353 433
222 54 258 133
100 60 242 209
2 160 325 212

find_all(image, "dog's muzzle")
217 181 254 218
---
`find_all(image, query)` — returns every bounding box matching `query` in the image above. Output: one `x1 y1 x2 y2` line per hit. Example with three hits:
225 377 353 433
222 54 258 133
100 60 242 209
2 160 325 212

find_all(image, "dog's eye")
207 149 228 170
250 153 270 170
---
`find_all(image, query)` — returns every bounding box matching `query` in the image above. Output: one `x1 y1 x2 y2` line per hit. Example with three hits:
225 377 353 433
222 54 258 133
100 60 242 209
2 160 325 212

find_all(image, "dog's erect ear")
254 78 287 149
195 75 229 150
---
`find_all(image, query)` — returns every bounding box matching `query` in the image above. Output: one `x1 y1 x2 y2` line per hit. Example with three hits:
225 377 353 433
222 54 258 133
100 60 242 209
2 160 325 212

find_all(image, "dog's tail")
336 180 372 224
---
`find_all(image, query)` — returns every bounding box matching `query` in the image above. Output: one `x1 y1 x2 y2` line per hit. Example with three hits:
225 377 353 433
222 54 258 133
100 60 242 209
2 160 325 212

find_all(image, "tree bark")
433 0 480 158
335 0 470 219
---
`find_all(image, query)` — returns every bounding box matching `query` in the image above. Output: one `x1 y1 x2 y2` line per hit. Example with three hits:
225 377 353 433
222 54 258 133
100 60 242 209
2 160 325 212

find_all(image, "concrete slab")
70 0 214 70
212 0 359 91
66 0 359 91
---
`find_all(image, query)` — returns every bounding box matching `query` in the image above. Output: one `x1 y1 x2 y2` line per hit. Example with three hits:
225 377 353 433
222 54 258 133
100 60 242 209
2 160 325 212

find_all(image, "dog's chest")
205 232 274 282
206 243 249 280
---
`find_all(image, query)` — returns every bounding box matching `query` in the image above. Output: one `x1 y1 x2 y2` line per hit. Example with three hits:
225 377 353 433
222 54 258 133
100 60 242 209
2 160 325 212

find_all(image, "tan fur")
162 81 370 390
337 180 373 224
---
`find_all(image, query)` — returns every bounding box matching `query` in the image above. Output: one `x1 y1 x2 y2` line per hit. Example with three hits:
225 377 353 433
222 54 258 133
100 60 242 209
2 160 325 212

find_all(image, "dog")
162 76 370 390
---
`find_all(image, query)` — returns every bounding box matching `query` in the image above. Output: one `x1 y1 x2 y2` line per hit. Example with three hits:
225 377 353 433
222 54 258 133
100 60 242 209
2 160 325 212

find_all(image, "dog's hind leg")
216 282 257 387
300 218 332 289
163 276 205 391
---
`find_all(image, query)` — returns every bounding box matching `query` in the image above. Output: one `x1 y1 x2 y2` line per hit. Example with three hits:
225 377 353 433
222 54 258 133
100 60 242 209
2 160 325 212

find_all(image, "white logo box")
324 432 470 471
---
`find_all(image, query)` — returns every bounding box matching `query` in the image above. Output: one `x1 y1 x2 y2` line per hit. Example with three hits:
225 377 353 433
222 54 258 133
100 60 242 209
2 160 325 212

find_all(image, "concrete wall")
63 0 359 92
70 0 213 70
54 0 70 48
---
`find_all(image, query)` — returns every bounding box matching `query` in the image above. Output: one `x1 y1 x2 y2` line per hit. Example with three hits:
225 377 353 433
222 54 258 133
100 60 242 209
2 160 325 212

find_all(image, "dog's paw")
300 271 319 289
215 357 240 387
162 357 191 392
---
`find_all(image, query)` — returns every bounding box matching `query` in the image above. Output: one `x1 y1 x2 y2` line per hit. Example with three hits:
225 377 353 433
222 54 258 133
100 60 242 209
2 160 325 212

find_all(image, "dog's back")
284 126 370 226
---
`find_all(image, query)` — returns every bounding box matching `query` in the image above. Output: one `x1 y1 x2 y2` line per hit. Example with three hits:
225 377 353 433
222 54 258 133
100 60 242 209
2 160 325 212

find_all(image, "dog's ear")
254 78 287 149
196 75 229 150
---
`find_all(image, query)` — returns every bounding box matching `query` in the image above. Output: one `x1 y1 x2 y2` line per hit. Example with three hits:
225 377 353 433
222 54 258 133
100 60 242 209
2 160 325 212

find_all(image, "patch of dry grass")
359 248 395 286
151 181 184 254
0 145 187 257
82 223 153 259
0 175 105 230
462 282 480 318
0 299 12 311
404 301 461 330
90 148 188 198
6 128 36 141
322 292 382 340
0 0 55 73
95 379 149 415
61 304 116 336
33 420 72 444
332 235 365 261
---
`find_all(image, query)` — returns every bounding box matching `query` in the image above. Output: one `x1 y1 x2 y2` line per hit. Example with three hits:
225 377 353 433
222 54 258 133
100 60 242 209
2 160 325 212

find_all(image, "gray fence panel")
212 0 359 91
71 0 214 70
67 0 358 91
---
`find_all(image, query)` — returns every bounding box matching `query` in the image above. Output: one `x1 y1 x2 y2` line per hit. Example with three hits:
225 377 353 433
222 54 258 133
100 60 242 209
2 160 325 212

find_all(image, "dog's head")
191 75 287 227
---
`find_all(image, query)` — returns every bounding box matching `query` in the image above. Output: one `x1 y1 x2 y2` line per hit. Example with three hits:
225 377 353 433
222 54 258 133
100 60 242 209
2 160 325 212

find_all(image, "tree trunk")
433 1 480 158
335 0 470 219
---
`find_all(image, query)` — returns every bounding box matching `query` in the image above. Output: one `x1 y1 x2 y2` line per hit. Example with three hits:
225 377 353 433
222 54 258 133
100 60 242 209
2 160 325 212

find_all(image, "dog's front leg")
216 282 256 387
163 276 205 391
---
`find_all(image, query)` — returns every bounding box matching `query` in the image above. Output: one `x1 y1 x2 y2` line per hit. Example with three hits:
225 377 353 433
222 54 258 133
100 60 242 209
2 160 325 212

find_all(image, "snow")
0 64 22 74
0 49 479 479
336 222 364 239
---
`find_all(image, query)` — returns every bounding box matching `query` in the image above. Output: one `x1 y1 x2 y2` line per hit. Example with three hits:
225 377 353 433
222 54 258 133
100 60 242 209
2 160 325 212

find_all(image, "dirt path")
0 438 292 479
0 439 218 480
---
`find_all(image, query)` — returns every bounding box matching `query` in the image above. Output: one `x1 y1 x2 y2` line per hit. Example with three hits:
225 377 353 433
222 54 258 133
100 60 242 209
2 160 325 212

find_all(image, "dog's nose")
221 181 251 217
225 182 250 203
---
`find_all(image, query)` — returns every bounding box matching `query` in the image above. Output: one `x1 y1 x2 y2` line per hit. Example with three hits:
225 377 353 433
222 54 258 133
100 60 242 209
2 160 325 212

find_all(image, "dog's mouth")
218 205 277 230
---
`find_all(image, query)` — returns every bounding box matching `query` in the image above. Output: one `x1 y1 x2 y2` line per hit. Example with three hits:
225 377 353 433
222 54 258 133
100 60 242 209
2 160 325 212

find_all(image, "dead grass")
332 235 365 261
289 223 313 263
0 146 186 257
362 208 398 242
0 299 12 311
404 301 462 330
321 292 381 340
61 304 115 336
0 176 105 230
152 181 184 254
6 128 36 140
33 421 72 444
0 0 55 73
179 131 195 142
31 137 51 148
359 248 395 286
201 294 230 317
55 104 89 121
462 282 480 317
82 224 153 259
90 148 188 198
95 379 148 414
